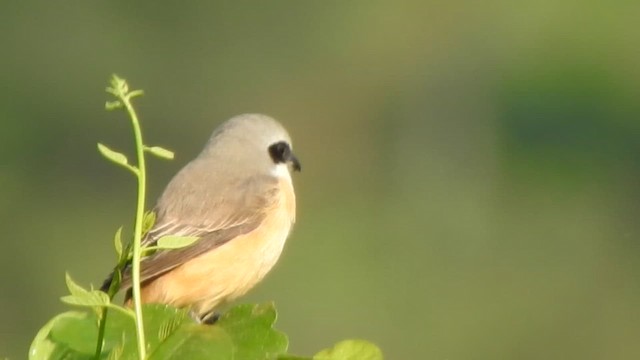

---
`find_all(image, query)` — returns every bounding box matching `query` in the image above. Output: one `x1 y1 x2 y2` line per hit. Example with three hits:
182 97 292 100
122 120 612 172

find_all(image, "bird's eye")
268 141 291 164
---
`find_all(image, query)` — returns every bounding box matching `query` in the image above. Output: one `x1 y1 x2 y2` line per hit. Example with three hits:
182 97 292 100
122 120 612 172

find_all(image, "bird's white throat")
271 163 291 180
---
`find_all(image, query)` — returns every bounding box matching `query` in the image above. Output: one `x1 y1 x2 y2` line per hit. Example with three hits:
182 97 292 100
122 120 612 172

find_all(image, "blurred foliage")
1 1 640 359
32 303 379 360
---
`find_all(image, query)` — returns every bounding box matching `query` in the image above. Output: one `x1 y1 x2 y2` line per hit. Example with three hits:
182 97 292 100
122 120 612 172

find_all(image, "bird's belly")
140 209 293 317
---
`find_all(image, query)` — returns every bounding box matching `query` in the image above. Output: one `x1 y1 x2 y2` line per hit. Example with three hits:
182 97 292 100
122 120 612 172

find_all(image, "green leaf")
155 235 199 250
65 273 90 298
107 303 234 359
30 311 97 360
128 89 144 99
29 312 68 360
49 312 99 355
62 275 112 309
107 74 128 97
109 269 122 293
101 306 138 356
144 146 175 160
113 227 124 261
34 306 139 359
313 340 383 360
148 324 233 360
216 302 289 359
61 291 110 308
142 211 157 236
105 100 123 110
106 343 124 360
46 308 134 358
141 304 192 352
97 143 129 167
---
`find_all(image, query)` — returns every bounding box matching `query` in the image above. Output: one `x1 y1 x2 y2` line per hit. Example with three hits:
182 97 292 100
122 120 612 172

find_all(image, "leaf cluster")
32 276 381 359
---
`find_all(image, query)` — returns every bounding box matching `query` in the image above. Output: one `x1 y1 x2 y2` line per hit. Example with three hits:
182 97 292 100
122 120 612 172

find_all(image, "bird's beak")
289 153 301 172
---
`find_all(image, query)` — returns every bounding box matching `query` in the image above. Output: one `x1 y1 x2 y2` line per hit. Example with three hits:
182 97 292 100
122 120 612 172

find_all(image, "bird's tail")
100 271 115 293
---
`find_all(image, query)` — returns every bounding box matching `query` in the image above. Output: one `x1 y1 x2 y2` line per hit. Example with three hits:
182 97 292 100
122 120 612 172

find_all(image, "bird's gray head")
198 114 301 175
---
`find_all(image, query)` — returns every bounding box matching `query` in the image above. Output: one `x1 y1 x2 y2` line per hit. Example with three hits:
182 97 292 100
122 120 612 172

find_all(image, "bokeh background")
2 2 640 359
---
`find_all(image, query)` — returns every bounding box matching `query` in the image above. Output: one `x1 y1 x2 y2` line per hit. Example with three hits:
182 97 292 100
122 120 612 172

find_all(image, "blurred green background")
2 2 640 359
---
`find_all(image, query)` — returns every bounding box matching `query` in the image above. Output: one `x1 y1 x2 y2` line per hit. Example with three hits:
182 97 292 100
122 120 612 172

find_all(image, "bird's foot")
190 310 221 325
202 311 221 325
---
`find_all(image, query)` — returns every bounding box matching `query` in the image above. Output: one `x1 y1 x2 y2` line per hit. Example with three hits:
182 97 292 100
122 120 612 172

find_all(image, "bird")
100 113 301 321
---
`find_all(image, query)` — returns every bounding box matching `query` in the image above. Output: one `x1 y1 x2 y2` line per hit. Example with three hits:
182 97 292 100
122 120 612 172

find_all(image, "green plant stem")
122 93 148 360
95 309 108 357
94 266 125 357
94 78 148 359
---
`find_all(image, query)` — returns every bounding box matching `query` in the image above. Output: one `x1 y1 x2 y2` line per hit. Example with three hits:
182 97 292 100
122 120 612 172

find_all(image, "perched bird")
101 113 301 321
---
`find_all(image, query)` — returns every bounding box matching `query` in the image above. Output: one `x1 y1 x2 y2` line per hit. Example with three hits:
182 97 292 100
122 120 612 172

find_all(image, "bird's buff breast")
140 177 295 318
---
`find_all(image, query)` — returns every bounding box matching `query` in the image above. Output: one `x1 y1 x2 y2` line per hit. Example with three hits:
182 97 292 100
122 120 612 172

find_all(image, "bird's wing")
116 174 281 289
